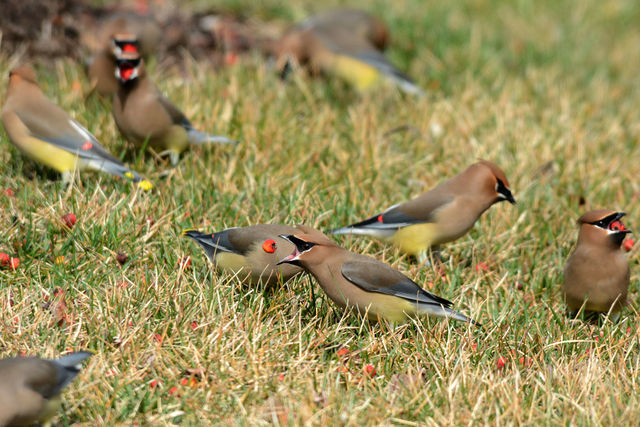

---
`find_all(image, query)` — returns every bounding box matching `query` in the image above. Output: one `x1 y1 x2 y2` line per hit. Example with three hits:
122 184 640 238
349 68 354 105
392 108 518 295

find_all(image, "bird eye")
300 241 315 252
262 239 277 253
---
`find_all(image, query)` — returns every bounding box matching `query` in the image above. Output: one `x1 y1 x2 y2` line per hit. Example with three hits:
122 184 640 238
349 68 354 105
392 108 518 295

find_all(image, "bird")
331 160 516 263
563 209 631 322
113 52 236 165
273 8 423 95
1 66 152 189
276 228 479 324
0 351 92 427
87 33 140 97
183 224 311 286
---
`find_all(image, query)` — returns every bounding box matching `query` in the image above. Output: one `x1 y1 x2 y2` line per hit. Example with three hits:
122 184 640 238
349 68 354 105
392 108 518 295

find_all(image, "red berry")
179 257 192 269
0 253 9 266
180 377 197 387
475 262 489 272
225 51 238 65
336 348 350 357
62 213 76 228
496 356 507 370
518 356 532 368
9 258 19 270
364 364 376 376
623 238 634 252
168 386 179 395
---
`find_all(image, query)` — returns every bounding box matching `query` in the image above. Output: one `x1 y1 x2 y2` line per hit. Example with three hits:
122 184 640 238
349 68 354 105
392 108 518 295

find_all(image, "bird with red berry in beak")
563 209 632 322
113 52 236 165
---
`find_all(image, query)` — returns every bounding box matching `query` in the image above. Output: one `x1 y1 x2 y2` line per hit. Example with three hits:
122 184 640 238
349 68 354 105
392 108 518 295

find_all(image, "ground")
1 0 640 425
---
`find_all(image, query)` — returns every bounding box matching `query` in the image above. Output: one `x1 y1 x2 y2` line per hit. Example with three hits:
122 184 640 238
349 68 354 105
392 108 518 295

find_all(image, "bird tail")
85 159 153 190
51 351 93 393
330 224 396 239
331 225 370 235
334 52 425 96
417 304 481 326
385 73 425 97
187 128 237 145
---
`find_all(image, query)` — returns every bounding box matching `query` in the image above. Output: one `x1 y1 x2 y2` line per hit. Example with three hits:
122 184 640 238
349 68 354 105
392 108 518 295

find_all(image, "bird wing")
341 191 454 232
185 225 300 259
157 94 192 129
341 259 452 308
14 108 123 164
184 229 242 258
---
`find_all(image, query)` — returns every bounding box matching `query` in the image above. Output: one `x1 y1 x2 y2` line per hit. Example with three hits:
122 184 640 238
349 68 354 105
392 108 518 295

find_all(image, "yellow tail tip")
138 180 153 191
124 172 135 179
182 228 196 236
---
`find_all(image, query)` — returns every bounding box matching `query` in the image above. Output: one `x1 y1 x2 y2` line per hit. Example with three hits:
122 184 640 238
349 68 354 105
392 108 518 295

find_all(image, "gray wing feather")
341 260 452 307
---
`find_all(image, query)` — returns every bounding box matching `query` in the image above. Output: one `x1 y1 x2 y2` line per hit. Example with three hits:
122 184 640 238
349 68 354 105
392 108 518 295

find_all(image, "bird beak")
612 212 631 234
496 181 516 205
277 248 301 265
276 234 299 265
498 188 516 205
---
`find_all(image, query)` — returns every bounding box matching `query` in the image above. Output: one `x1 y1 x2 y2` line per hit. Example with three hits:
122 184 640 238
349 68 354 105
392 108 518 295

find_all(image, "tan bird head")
277 229 339 267
473 160 516 205
8 66 38 86
115 52 143 84
111 33 140 58
576 210 631 248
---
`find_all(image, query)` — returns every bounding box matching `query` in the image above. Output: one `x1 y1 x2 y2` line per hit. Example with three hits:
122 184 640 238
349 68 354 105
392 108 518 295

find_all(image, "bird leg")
61 170 74 187
430 246 443 263
416 251 430 266
416 247 443 268
170 152 180 166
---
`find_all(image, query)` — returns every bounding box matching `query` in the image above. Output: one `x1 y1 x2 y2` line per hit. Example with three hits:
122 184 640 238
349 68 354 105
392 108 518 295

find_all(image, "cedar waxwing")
276 229 478 324
183 224 309 286
563 210 631 321
0 351 92 427
113 53 236 165
87 33 140 97
274 9 423 95
331 160 516 263
1 66 152 189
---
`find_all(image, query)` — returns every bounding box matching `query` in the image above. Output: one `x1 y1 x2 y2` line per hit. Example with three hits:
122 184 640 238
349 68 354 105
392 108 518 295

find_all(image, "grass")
1 0 640 424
